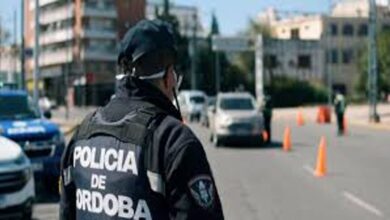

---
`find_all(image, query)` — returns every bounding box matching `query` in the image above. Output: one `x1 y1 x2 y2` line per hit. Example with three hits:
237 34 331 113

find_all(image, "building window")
327 49 338 64
358 24 368 36
330 23 338 36
342 49 354 64
297 55 311 69
343 24 354 36
264 55 278 69
291 28 300 39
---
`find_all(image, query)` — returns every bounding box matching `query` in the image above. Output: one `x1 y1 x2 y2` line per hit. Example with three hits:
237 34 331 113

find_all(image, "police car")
0 136 34 219
0 89 65 190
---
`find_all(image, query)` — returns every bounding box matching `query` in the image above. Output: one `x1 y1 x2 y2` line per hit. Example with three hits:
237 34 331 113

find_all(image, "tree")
210 12 220 36
232 18 272 94
356 30 390 99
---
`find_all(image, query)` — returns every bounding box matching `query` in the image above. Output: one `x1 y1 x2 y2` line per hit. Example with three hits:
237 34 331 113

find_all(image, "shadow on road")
34 178 60 204
220 141 283 150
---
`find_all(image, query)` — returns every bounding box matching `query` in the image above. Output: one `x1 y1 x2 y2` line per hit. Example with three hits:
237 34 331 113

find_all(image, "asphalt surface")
33 118 390 220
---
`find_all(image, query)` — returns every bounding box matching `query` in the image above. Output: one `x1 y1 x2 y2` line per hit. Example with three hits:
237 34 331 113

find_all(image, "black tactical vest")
71 106 169 220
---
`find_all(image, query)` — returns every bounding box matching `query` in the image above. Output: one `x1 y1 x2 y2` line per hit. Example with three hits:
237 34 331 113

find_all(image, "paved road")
33 118 390 220
194 119 390 220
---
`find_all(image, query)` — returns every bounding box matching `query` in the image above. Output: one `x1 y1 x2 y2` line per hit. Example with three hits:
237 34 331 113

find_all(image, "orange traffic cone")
262 131 269 143
297 109 305 126
283 127 292 152
319 111 325 124
314 136 327 177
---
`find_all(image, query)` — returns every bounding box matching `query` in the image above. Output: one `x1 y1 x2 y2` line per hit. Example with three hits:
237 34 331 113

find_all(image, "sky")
1 0 389 43
174 0 330 34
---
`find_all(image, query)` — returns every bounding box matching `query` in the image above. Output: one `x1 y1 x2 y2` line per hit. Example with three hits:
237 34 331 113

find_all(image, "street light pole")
326 0 333 107
33 0 40 104
64 0 71 119
368 0 379 122
215 51 220 94
20 0 25 90
191 13 197 90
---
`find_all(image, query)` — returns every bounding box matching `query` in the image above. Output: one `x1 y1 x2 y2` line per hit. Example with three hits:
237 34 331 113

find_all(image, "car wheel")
22 204 32 220
45 176 60 195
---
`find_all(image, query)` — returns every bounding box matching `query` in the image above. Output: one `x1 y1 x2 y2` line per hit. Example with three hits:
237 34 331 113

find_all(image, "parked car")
201 96 216 127
210 92 264 146
178 90 207 122
0 89 65 191
0 136 35 219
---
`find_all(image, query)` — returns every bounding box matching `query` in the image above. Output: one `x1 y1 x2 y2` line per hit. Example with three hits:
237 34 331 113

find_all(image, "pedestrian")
60 19 224 220
262 94 273 144
334 92 347 135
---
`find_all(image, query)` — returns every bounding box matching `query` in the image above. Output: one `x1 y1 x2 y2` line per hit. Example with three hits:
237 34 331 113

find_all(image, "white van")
178 90 207 122
0 136 35 219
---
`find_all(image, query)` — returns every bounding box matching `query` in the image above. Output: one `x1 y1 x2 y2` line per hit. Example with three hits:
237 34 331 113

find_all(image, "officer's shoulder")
160 116 196 137
154 115 200 147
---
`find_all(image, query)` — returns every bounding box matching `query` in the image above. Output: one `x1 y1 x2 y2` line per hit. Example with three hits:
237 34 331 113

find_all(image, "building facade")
24 0 145 106
258 0 390 95
0 46 20 86
262 38 324 84
145 1 204 38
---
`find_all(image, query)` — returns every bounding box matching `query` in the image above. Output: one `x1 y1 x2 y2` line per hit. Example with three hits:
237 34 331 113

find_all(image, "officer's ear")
163 66 175 89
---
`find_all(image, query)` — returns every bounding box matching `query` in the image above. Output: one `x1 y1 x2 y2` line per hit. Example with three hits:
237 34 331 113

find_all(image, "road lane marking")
303 165 314 174
343 191 384 218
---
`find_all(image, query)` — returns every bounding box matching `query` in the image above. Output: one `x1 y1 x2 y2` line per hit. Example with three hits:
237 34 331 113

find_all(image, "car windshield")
190 96 205 104
220 97 255 110
0 95 40 120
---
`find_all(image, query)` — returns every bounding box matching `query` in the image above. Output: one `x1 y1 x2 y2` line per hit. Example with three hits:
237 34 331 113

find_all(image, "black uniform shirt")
60 76 224 220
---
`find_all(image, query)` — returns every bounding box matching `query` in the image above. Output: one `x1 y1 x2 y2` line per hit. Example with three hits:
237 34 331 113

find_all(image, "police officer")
262 94 273 144
334 92 347 135
60 19 224 220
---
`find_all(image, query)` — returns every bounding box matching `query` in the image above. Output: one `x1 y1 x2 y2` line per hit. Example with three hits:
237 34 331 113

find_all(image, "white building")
0 46 20 84
262 39 324 83
257 0 390 95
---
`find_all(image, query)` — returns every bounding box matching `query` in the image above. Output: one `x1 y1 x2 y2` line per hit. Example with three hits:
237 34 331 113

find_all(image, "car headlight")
218 114 233 127
22 166 33 181
53 132 65 143
14 153 29 166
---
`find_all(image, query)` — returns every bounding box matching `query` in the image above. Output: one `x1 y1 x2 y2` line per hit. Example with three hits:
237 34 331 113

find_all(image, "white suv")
210 92 264 146
0 136 35 219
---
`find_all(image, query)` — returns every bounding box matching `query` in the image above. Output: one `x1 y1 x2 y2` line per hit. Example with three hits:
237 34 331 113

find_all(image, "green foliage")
265 76 328 107
356 31 390 97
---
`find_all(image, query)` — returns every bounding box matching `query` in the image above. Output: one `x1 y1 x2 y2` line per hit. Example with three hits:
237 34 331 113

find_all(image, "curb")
275 116 390 131
62 124 80 136
349 121 390 131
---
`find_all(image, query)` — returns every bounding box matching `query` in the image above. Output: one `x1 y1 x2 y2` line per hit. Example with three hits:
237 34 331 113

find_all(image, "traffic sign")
212 36 254 52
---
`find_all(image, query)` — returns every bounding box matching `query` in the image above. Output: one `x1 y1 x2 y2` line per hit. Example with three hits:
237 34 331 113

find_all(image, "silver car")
210 92 264 146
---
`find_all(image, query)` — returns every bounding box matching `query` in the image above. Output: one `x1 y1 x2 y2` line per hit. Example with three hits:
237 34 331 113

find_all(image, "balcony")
39 0 62 7
40 48 73 67
81 29 116 39
82 3 117 18
40 28 74 45
80 48 117 62
29 0 60 9
40 4 74 25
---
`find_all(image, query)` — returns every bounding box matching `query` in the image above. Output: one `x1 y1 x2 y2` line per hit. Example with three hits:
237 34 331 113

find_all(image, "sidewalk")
51 106 97 135
274 103 390 130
